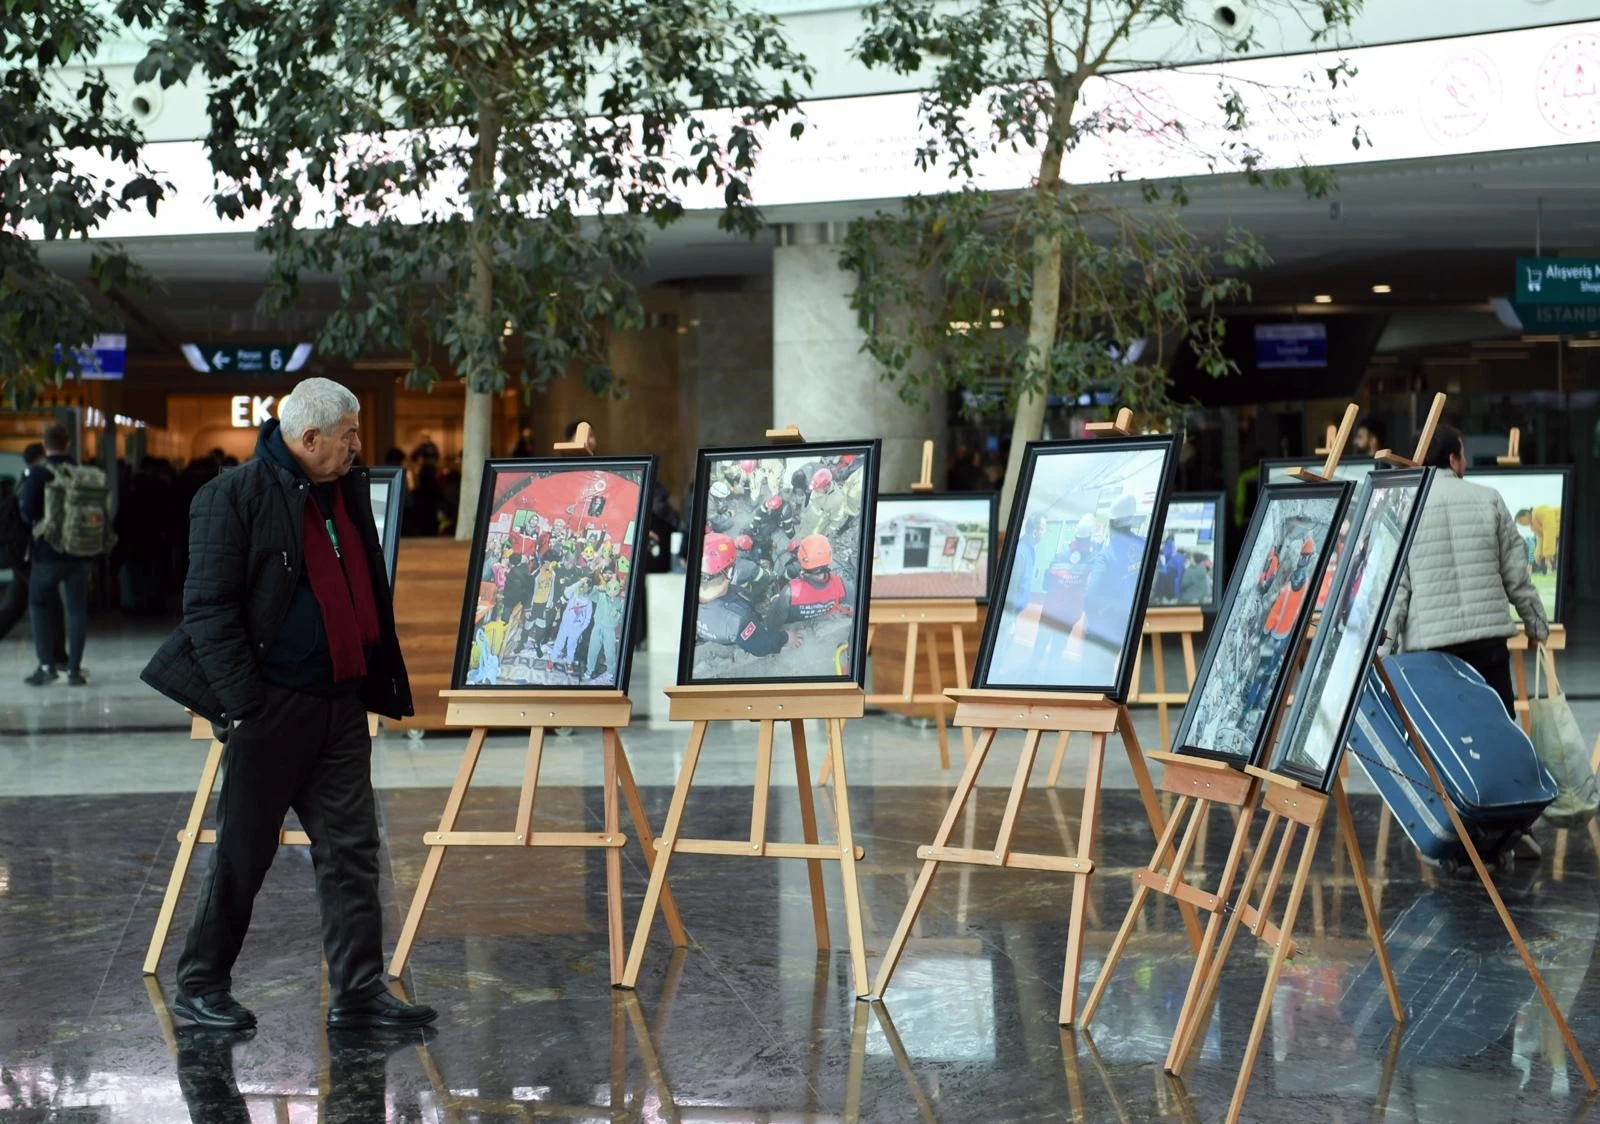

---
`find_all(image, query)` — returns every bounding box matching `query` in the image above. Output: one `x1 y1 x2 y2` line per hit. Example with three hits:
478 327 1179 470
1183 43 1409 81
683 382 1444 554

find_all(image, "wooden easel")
621 424 874 996
1119 605 1203 758
142 711 374 975
1497 425 1571 737
872 409 1203 1025
853 438 978 774
388 427 686 985
1175 397 1596 1122
1078 404 1401 1039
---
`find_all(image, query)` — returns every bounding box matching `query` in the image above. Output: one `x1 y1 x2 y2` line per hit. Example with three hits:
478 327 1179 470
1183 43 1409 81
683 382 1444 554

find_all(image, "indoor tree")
843 0 1362 515
2 0 167 394
132 1 811 538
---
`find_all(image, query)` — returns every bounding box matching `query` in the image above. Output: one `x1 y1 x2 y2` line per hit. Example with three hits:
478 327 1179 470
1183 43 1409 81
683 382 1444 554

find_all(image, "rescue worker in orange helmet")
695 533 797 656
1245 536 1317 711
772 534 850 624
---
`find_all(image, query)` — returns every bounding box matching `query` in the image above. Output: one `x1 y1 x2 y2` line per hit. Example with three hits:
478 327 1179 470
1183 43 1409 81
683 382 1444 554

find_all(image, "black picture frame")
870 491 999 604
1172 481 1353 767
365 465 405 585
451 455 656 692
1261 456 1377 487
678 439 880 687
1268 468 1436 793
1147 490 1227 613
973 435 1179 702
1466 465 1573 624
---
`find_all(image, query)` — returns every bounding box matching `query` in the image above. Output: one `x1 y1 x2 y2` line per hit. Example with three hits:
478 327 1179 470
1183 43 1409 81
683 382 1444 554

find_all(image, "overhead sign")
58 334 127 380
230 395 277 427
1254 323 1328 370
182 342 312 375
1510 257 1600 331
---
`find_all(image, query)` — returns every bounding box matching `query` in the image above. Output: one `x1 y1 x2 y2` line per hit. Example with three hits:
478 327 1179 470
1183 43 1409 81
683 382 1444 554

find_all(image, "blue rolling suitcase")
1347 652 1556 872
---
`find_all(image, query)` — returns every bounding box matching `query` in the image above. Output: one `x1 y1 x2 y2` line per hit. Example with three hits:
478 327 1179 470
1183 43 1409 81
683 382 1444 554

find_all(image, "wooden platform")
388 537 471 731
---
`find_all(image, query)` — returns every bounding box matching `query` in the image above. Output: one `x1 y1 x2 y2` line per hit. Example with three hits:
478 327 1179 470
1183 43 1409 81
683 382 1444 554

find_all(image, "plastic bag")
1530 645 1598 827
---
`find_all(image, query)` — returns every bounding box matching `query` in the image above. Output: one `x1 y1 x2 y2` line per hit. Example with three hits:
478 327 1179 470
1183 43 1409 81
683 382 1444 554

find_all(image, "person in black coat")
141 378 434 1034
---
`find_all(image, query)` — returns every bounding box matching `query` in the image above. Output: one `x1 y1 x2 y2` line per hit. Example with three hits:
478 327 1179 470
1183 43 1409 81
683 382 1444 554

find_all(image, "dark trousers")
0 562 65 657
28 555 87 671
1439 637 1516 718
178 685 387 1003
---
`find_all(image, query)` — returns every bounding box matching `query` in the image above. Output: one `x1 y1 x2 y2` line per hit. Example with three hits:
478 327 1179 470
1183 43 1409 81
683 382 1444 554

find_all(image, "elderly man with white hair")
142 377 433 1031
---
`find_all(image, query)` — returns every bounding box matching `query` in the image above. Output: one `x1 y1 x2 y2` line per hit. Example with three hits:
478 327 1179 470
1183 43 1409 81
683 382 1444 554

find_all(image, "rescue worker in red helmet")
800 467 855 540
695 533 797 657
772 534 850 624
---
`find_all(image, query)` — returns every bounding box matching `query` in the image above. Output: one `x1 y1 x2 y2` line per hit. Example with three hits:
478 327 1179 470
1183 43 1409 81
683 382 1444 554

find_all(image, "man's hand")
784 630 804 650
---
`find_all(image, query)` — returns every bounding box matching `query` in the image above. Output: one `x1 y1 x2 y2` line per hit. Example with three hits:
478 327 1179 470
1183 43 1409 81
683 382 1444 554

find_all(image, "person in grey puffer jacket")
1382 424 1548 716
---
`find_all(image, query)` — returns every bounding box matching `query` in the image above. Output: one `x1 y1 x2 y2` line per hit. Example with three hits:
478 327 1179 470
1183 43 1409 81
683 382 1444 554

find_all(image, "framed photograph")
871 492 997 603
1147 491 1226 612
1173 482 1353 766
1468 466 1571 624
451 456 656 691
365 465 405 585
974 435 1178 700
679 440 880 686
1269 469 1435 792
1261 457 1376 487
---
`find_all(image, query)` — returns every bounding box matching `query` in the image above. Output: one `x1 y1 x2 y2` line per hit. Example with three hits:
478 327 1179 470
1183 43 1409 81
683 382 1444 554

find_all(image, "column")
771 224 945 493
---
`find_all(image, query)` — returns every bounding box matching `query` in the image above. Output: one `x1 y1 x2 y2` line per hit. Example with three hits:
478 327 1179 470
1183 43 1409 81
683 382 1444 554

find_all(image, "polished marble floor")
4 622 1600 1122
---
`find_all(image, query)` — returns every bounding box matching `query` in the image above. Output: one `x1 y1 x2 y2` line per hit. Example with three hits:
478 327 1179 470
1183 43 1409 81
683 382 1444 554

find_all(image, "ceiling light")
1313 294 1333 304
1371 284 1392 294
1567 338 1600 349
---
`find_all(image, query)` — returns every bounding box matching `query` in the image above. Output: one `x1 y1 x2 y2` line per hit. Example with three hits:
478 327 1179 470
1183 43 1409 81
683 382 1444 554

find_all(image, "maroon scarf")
302 484 381 682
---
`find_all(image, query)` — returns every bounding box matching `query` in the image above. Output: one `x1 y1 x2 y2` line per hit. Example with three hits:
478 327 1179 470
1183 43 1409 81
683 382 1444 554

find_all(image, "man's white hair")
279 377 359 441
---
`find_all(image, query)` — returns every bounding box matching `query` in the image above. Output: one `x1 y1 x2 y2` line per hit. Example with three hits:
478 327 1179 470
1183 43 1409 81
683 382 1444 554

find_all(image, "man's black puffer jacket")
141 420 414 726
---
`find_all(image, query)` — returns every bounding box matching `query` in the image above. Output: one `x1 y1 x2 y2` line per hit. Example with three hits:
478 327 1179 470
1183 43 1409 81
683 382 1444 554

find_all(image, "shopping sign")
1511 258 1600 332
181 342 313 374
55 334 127 379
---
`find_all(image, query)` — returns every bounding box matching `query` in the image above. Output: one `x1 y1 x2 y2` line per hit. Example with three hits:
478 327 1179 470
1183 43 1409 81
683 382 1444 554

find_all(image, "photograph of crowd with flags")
978 437 1175 697
682 441 879 684
455 458 653 690
1175 485 1349 763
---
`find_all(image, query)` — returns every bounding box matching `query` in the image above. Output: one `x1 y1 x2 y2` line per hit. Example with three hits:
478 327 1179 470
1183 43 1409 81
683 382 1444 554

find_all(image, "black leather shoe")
328 990 438 1030
173 990 257 1030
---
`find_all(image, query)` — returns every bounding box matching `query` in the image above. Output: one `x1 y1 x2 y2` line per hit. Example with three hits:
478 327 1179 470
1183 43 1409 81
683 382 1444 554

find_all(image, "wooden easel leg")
1333 776 1403 1024
750 719 775 850
844 999 870 1123
144 737 225 975
925 627 950 770
1046 730 1072 788
951 624 974 761
901 621 919 704
826 718 872 999
1167 808 1280 1075
621 720 710 989
1080 794 1194 1026
789 719 831 951
873 727 998 997
1225 817 1323 1124
602 729 626 986
1060 731 1107 1026
389 727 489 977
1151 633 1170 750
1513 647 1532 736
614 737 687 947
1117 710 1202 951
513 725 546 841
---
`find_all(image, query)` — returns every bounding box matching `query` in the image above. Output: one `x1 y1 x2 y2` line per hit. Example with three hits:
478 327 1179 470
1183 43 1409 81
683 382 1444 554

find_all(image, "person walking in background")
1352 417 1387 457
19 424 109 685
140 377 433 1032
1381 424 1547 716
0 445 68 660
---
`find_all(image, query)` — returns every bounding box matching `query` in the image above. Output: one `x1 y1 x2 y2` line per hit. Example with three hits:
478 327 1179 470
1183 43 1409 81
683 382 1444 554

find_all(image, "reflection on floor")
3 778 1598 1122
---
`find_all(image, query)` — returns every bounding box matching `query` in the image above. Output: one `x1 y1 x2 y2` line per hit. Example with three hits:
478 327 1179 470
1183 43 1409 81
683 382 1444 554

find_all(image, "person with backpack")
19 424 111 685
0 445 68 658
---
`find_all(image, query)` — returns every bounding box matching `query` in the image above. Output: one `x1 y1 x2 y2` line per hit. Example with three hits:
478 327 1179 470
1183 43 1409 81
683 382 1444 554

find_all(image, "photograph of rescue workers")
1146 492 1224 611
1174 483 1351 764
870 493 996 601
680 440 880 685
976 435 1177 700
1471 467 1569 622
453 457 654 691
1272 469 1433 791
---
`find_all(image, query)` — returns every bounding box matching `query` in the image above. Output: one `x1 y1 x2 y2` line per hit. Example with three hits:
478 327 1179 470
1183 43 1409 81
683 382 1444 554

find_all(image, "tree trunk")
455 93 503 542
998 135 1067 522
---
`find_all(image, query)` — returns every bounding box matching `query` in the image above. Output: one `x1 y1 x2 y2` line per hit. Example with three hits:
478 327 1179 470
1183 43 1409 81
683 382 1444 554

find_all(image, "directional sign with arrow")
181 343 313 375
